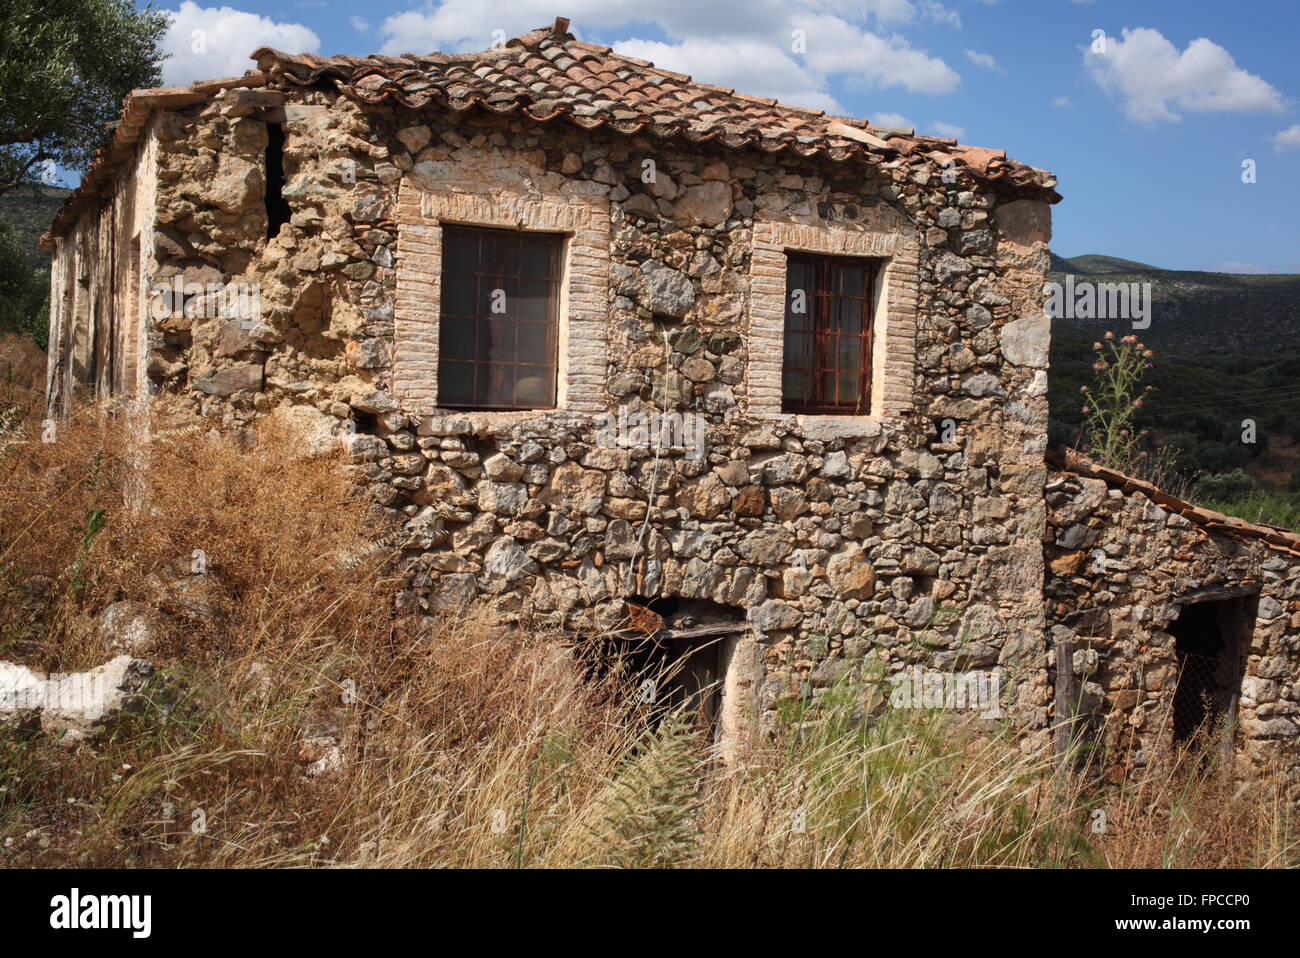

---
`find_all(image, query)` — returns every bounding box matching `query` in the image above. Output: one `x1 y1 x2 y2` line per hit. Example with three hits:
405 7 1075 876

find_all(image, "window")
265 122 291 237
438 225 562 410
782 253 875 414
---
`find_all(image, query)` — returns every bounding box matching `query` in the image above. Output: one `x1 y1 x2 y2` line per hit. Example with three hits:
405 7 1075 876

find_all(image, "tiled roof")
1047 447 1300 558
43 17 1057 246
252 18 1058 199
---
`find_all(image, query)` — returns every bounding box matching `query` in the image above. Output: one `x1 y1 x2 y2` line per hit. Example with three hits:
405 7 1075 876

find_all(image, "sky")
120 0 1300 272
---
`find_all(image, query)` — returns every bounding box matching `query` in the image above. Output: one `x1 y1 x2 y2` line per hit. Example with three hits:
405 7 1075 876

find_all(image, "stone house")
39 19 1299 785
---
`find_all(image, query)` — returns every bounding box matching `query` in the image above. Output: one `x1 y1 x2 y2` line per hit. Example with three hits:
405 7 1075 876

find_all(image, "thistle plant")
1077 332 1157 475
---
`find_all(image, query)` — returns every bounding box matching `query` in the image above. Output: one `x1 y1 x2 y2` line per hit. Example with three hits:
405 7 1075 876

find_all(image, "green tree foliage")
0 217 48 348
0 0 169 195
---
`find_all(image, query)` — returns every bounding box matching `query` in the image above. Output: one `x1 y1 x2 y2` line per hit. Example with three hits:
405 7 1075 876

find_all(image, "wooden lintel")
1172 582 1261 605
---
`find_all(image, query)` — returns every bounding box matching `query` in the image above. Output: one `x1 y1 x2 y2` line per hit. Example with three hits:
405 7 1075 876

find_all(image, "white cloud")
1272 124 1300 153
964 49 1002 72
870 111 912 128
376 2 960 97
614 37 842 113
918 2 961 28
161 2 319 86
350 16 370 33
929 121 965 138
1052 96 1072 108
1084 27 1284 123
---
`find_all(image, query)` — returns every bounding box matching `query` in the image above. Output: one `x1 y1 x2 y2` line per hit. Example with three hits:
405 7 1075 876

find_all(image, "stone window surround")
748 219 918 427
393 182 610 416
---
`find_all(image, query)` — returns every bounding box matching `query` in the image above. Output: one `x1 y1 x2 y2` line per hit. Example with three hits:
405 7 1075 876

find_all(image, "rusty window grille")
438 225 562 410
782 253 876 414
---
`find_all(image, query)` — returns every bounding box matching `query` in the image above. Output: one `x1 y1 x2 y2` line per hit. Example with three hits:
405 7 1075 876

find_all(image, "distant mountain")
1050 252 1161 275
1047 254 1300 500
1047 253 1300 352
0 184 71 271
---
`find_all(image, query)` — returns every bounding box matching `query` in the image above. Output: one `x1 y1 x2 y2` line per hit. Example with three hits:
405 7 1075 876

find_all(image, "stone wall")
1045 469 1300 799
51 80 1058 741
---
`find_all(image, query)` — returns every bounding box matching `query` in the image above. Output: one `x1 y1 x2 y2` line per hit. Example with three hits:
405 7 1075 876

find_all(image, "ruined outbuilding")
40 19 1300 791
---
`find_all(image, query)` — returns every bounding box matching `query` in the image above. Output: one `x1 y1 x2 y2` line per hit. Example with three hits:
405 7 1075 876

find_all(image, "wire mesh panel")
1171 649 1231 743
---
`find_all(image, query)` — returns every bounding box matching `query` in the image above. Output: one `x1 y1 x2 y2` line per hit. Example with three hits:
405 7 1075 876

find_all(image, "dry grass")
0 345 1293 868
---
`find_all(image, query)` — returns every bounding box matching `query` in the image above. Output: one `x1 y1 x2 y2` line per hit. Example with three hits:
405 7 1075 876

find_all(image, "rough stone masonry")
38 19 1300 794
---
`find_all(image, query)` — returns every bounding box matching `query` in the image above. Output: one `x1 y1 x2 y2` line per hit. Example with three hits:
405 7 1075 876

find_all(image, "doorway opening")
1169 594 1249 747
611 597 750 753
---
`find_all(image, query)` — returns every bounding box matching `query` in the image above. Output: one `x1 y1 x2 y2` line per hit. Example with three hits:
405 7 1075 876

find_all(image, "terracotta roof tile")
250 20 1057 198
1047 447 1300 558
44 18 1059 246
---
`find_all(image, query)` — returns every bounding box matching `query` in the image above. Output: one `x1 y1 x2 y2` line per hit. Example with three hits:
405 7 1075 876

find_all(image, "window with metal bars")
781 253 876 415
438 225 562 410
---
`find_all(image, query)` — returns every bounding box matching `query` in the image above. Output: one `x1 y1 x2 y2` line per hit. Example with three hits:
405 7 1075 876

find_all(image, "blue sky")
130 0 1300 272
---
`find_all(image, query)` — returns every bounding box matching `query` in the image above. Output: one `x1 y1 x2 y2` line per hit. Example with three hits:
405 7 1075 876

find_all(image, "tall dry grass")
0 336 1293 868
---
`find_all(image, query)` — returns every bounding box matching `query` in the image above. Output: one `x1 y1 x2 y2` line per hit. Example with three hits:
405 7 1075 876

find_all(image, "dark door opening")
606 597 747 748
1169 597 1246 746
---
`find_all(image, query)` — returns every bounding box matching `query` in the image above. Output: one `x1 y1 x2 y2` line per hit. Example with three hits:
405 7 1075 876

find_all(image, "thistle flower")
1082 406 1090 413
1104 331 1114 339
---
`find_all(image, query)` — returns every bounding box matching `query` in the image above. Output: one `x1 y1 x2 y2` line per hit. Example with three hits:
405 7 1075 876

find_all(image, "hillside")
1048 254 1300 524
0 184 70 270
1047 253 1300 352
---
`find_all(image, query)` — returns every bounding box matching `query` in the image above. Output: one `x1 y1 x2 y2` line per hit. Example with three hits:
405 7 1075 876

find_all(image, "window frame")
436 224 564 412
393 184 610 416
747 218 919 423
781 252 876 415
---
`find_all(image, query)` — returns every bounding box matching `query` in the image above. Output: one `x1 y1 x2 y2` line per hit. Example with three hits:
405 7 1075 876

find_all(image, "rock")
295 724 344 777
403 506 445 549
350 391 401 415
272 404 344 459
194 363 263 396
701 382 735 414
637 260 695 318
430 572 478 610
933 253 973 283
1055 524 1095 550
827 546 875 599
19 656 158 744
396 125 432 154
540 462 606 515
738 526 794 564
749 599 802 631
675 473 729 519
484 537 537 581
624 193 659 219
674 181 733 228
95 602 162 654
1000 314 1050 368
762 454 808 484
478 482 528 515
960 372 1003 398
821 451 851 478
483 453 525 482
